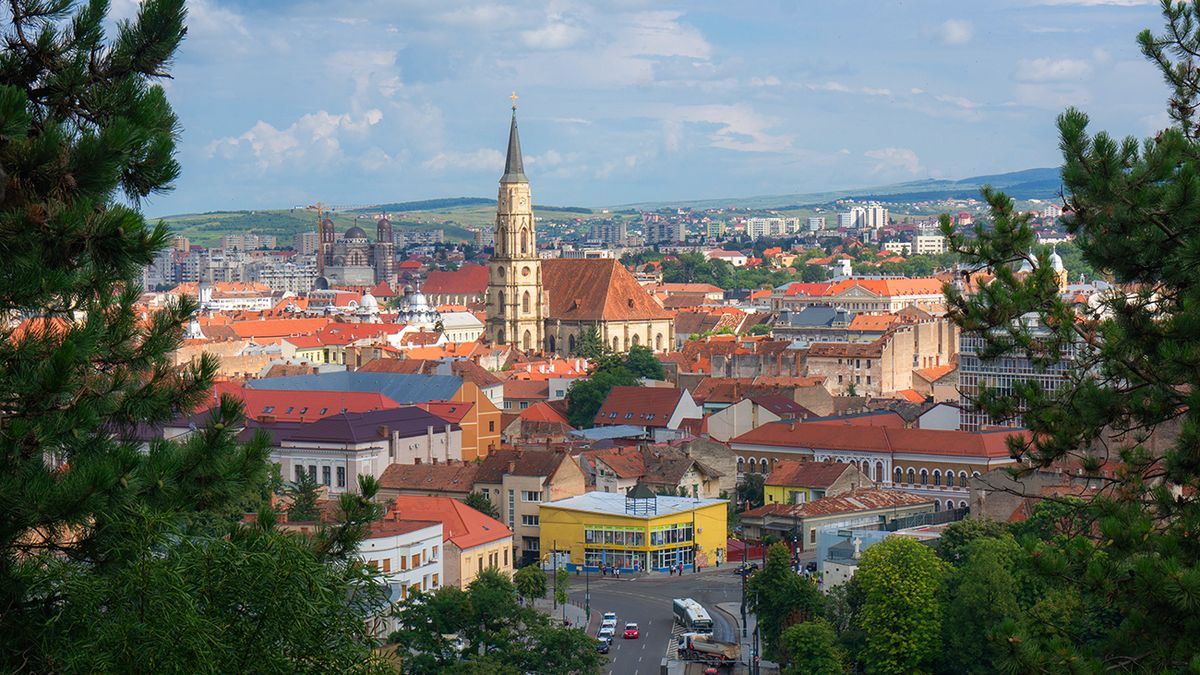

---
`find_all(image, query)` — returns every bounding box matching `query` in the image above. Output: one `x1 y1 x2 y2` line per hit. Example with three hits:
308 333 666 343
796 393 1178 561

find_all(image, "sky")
124 0 1170 216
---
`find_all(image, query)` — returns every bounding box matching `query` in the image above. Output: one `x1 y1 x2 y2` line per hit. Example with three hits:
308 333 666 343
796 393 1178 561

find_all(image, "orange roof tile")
542 259 671 321
847 314 900 332
913 364 956 383
519 401 570 425
382 495 511 549
732 422 1025 458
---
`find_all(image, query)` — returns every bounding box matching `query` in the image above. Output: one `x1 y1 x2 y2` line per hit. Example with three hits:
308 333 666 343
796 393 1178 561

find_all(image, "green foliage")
554 568 570 606
736 473 766 510
661 251 732 285
931 6 1200 670
624 344 665 380
285 469 322 521
513 564 547 603
461 491 500 519
940 536 1022 675
855 536 945 674
745 323 771 336
0 3 390 670
564 345 665 427
391 568 601 674
781 618 847 675
934 517 1011 566
748 543 824 662
570 324 607 359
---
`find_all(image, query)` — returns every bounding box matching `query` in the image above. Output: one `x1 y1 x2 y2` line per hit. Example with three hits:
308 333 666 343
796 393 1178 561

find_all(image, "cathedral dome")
344 225 368 239
361 291 379 310
1049 249 1065 273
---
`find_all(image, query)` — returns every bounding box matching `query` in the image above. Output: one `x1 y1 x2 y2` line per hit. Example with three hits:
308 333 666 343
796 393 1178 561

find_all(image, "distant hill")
157 198 596 247
612 167 1064 211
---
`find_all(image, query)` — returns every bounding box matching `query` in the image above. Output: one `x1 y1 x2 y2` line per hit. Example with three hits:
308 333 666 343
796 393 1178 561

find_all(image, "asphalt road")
568 568 747 675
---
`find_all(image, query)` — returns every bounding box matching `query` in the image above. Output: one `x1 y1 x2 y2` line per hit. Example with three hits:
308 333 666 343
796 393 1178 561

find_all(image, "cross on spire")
510 91 518 111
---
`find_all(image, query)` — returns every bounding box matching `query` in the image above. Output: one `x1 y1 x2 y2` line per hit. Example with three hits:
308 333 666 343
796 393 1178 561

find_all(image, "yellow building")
538 485 728 572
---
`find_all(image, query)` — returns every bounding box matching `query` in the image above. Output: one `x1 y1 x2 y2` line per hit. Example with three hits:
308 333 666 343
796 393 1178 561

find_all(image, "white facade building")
359 520 444 635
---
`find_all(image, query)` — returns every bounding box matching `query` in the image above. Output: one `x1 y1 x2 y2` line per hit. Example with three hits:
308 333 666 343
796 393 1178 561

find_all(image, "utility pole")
740 541 747 639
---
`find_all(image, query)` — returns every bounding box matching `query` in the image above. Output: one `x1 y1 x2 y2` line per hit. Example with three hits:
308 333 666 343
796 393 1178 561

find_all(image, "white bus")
672 598 713 634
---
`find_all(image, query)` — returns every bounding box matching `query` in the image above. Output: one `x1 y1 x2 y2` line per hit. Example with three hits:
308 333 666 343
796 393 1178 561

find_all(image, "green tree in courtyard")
0 2 387 671
571 324 607 359
934 517 1010 566
781 618 847 675
747 543 824 662
513 564 547 604
855 536 945 674
461 490 500 519
736 472 765 510
935 5 1200 669
284 469 322 521
940 536 1022 675
391 568 602 674
624 344 666 380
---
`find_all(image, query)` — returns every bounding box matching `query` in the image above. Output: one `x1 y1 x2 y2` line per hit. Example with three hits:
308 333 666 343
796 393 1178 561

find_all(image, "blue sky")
132 0 1167 216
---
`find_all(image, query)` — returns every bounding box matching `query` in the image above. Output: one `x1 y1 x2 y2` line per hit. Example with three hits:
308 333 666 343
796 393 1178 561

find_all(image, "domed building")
396 280 440 329
314 216 396 288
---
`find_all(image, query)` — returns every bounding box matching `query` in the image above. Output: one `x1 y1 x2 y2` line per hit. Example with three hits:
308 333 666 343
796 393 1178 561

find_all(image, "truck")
677 632 740 665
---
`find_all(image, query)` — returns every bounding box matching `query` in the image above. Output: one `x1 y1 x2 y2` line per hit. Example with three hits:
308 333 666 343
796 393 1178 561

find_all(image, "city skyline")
134 0 1164 216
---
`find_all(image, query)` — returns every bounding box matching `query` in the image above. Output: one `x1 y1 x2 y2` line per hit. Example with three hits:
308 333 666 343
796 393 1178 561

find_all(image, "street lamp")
575 541 590 621
740 539 747 639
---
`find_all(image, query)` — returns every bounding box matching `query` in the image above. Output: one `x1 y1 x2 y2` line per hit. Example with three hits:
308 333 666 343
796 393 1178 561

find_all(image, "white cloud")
807 81 853 93
421 148 505 173
206 109 383 171
936 94 979 109
665 104 792 153
622 10 712 59
1012 82 1092 108
1016 57 1093 81
861 87 893 97
865 147 922 175
939 19 973 46
749 75 782 87
521 16 586 50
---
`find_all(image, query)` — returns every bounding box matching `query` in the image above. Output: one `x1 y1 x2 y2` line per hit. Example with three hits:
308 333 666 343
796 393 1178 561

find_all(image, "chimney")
507 460 516 473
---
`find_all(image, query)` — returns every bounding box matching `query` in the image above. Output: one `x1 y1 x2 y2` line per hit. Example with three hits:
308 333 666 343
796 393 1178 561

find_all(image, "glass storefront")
577 522 697 571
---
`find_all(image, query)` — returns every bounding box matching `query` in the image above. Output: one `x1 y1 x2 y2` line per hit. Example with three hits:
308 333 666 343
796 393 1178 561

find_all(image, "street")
566 567 747 675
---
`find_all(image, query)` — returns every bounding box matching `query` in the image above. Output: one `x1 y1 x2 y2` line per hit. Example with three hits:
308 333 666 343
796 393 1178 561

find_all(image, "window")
866 376 871 385
295 465 303 482
308 464 316 479
336 466 345 488
625 412 634 419
382 558 391 573
519 401 529 410
478 557 483 573
760 458 769 473
400 555 408 570
933 470 941 486
321 466 331 486
907 468 915 484
946 472 955 487
522 491 543 502
521 515 540 526
894 467 902 484
489 421 495 432
319 407 328 415
299 407 308 415
747 457 757 473
504 548 509 566
431 545 439 560
432 573 439 588
263 405 275 413
920 469 928 486
507 490 515 529
737 457 745 473
285 406 294 414
959 471 968 485
810 529 817 544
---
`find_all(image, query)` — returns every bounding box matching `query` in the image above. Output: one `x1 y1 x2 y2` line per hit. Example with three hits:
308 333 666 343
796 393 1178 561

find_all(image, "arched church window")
612 336 619 351
498 290 505 309
497 328 505 345
520 229 528 255
523 330 532 351
568 334 576 352
522 291 531 313
655 333 663 351
631 334 640 346
548 336 556 353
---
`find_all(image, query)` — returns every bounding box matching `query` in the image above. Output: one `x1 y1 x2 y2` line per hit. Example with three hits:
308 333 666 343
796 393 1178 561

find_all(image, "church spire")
501 94 527 184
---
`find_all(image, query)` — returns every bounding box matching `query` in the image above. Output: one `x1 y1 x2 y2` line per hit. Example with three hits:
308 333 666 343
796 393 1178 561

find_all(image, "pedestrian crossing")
664 620 685 660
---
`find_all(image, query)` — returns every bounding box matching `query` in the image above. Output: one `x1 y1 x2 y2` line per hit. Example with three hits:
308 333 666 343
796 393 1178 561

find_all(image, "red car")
623 623 640 639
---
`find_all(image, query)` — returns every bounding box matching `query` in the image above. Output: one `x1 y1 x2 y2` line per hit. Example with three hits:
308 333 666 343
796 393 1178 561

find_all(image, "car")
602 611 617 623
598 626 615 641
733 562 760 577
596 638 610 654
600 618 617 631
623 622 640 639
703 668 720 675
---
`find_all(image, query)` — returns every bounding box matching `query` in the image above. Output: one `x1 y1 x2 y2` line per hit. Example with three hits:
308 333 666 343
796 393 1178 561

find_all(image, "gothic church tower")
486 101 545 351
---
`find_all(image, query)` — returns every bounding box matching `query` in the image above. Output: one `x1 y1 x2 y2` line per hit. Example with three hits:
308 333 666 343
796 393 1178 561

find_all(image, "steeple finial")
501 98 527 184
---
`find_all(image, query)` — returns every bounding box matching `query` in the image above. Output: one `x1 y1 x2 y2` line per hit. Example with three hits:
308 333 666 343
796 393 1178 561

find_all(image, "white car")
598 626 616 641
600 618 617 630
602 612 617 623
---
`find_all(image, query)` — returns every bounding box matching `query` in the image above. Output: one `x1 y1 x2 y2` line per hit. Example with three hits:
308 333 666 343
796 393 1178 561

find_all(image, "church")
314 216 395 288
485 103 674 354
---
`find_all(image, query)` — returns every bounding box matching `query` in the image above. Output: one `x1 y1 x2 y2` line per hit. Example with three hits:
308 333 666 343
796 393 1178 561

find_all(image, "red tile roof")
416 400 475 424
382 495 511 549
913 364 956 383
423 264 488 296
542 259 671 321
504 380 550 401
765 460 855 489
847 314 900 332
377 463 479 494
519 401 570 425
742 488 931 518
733 422 1025 458
210 383 400 422
594 386 685 428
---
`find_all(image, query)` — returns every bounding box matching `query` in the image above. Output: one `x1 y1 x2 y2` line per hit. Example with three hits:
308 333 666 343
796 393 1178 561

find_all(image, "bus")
672 598 713 634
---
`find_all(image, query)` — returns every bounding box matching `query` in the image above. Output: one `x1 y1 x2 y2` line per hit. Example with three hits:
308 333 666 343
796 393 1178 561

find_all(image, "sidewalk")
531 595 591 631
716 601 780 675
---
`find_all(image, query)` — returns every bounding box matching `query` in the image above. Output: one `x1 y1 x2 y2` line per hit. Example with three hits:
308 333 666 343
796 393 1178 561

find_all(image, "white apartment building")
359 519 444 635
807 216 825 232
440 311 485 343
883 241 913 256
915 235 947 255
